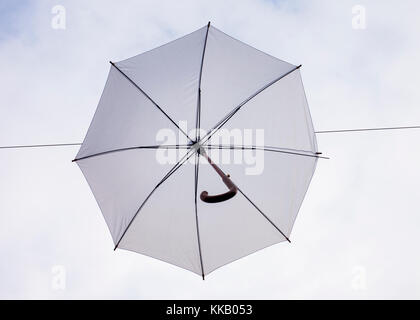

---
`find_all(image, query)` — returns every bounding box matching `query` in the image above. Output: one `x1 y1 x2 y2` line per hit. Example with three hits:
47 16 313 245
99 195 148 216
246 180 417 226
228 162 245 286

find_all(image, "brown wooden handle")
199 149 238 203
200 175 238 203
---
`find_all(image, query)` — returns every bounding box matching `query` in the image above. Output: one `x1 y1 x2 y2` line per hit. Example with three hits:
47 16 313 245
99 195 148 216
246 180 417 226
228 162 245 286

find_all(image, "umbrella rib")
195 21 211 142
72 145 189 162
203 144 329 159
237 187 291 243
114 149 195 250
194 152 205 280
197 156 290 243
110 62 194 143
199 65 301 145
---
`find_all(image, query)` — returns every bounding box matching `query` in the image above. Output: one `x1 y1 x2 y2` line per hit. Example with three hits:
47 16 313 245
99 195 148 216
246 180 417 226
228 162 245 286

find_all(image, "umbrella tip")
207 21 211 27
202 275 205 280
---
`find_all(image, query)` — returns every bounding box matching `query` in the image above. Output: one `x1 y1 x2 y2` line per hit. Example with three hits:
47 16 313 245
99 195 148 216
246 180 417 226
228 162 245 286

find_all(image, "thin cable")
315 125 420 134
0 143 81 149
2 126 420 150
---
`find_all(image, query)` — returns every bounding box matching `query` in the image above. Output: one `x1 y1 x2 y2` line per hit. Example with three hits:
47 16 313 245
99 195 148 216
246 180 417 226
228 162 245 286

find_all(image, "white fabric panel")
115 27 208 131
76 66 176 159
77 149 178 244
200 26 296 132
202 148 317 238
206 70 318 153
197 157 286 275
118 158 203 276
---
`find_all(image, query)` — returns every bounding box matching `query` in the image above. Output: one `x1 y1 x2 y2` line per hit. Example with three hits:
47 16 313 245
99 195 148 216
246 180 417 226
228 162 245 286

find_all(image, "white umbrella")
73 22 322 279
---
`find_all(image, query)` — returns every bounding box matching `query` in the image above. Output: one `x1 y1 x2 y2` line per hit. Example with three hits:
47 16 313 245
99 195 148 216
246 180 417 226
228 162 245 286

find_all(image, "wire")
315 125 420 134
0 143 81 149
1 125 420 150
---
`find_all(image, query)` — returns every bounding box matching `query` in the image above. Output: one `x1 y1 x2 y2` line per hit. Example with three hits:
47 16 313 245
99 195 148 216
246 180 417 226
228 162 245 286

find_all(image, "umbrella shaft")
200 150 226 179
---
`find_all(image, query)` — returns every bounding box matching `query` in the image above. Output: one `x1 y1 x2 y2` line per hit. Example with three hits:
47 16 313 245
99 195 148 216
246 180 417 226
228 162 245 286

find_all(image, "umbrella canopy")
73 23 320 279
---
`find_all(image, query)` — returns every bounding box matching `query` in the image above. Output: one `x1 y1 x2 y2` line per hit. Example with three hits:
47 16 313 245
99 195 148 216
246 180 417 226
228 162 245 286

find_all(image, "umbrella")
73 22 323 279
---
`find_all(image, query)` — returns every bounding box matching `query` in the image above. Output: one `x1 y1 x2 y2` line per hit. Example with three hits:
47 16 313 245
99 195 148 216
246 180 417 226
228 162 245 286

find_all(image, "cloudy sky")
1 0 420 299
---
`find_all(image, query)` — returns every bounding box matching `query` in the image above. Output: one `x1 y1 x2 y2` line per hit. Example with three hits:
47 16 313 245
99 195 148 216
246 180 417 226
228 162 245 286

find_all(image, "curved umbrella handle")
200 174 238 203
199 148 238 203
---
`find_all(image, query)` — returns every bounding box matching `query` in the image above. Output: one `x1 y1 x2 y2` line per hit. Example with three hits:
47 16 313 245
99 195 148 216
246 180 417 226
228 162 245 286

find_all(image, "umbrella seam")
110 62 195 143
203 144 329 159
113 149 196 250
195 22 211 143
194 152 205 279
199 65 301 146
72 145 189 162
237 187 291 243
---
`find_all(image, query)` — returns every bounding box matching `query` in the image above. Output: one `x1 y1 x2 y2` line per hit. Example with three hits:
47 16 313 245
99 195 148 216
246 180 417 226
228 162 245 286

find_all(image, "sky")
1 0 420 299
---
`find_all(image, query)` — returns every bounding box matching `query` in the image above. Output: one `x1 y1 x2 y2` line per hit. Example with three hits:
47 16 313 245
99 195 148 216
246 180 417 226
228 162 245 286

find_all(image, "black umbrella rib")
110 62 194 143
199 65 301 145
196 157 290 243
194 153 205 280
114 149 195 250
203 144 329 159
72 145 189 162
195 22 211 142
237 187 291 243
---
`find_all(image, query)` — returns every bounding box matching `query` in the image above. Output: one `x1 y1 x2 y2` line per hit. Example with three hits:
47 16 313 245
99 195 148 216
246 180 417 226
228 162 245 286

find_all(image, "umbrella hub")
190 141 205 155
